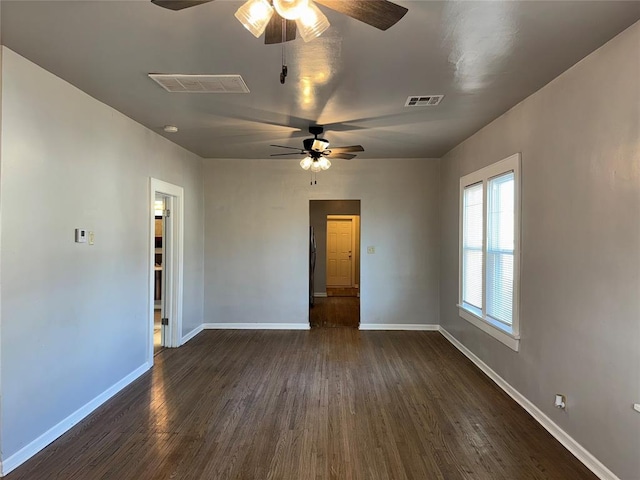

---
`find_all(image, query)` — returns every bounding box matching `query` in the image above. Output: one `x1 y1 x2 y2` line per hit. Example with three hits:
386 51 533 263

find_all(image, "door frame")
148 178 184 364
326 215 358 287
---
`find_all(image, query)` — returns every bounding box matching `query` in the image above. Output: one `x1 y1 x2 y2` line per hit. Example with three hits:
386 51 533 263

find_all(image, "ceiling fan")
151 0 408 44
271 125 364 172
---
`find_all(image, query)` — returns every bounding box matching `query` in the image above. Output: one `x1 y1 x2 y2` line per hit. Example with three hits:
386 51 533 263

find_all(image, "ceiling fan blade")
326 153 357 160
327 145 365 154
265 16 297 44
151 0 213 11
314 0 408 30
270 152 306 156
270 144 304 150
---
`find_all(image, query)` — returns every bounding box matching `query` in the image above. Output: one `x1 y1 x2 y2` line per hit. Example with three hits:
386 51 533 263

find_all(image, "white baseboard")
313 292 327 298
181 324 204 344
360 324 439 331
438 327 620 480
1 362 151 477
203 323 310 330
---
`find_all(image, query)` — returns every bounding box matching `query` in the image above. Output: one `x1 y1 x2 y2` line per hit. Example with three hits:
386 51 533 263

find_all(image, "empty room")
0 1 638 479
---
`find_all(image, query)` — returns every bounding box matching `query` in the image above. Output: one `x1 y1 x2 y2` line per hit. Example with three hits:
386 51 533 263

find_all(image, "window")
459 153 521 351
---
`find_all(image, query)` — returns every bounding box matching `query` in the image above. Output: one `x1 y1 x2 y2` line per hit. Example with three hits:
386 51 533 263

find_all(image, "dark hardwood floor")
326 287 359 297
310 296 360 328
8 330 596 480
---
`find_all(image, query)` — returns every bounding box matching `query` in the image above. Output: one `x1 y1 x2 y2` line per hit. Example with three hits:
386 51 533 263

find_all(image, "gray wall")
439 23 640 479
310 200 361 294
203 158 440 327
0 48 204 459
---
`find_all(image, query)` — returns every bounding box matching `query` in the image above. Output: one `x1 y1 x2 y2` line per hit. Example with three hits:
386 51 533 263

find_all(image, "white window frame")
458 153 521 351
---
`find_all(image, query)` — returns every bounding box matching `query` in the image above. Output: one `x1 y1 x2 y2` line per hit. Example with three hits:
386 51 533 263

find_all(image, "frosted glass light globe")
300 157 313 170
310 160 322 172
318 157 331 170
273 0 309 20
235 0 274 38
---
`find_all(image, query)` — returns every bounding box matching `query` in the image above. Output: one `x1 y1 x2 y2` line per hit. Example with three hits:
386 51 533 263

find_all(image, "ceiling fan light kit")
234 0 275 38
237 0 329 42
300 156 331 172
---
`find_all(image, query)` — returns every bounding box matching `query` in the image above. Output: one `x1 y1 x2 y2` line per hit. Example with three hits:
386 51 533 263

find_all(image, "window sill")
457 305 520 352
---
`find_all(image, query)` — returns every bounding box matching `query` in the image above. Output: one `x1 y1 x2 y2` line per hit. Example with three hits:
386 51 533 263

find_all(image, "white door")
326 218 353 287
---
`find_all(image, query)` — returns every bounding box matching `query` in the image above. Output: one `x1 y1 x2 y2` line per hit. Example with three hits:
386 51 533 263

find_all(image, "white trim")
457 305 520 351
359 324 439 331
0 48 4 478
438 327 620 480
1 363 150 477
149 178 185 365
203 323 311 330
314 292 327 298
181 324 204 344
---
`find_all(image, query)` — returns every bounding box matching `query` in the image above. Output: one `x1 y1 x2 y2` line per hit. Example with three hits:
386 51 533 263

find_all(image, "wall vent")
148 74 250 93
404 95 444 107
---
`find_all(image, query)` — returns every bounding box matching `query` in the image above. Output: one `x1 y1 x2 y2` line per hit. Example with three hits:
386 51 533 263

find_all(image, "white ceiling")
2 1 639 159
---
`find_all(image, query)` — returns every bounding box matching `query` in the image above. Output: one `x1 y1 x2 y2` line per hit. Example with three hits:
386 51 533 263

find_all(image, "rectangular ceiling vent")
404 95 444 107
148 74 250 94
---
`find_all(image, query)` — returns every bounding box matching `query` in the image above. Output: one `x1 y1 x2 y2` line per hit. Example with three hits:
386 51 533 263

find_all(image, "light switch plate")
634 404 640 413
367 246 375 254
88 231 95 245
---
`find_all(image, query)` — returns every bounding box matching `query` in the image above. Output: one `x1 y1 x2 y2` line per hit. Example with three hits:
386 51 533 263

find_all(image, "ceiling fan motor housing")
306 126 330 152
270 124 363 161
309 125 324 136
303 138 314 151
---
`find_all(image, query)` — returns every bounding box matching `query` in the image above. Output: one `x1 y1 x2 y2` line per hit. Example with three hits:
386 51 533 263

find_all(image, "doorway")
154 194 168 354
309 200 361 328
149 178 184 365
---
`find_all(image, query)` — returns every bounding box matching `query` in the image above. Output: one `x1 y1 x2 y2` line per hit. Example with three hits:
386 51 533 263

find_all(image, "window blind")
486 172 514 325
462 182 483 309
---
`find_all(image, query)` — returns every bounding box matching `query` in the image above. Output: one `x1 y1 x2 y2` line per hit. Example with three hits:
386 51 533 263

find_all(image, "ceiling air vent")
148 74 250 94
404 95 444 107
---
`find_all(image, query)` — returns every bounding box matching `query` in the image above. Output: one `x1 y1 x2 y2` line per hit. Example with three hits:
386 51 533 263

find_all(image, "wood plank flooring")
154 309 164 355
8 330 596 480
310 297 360 328
326 287 359 297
